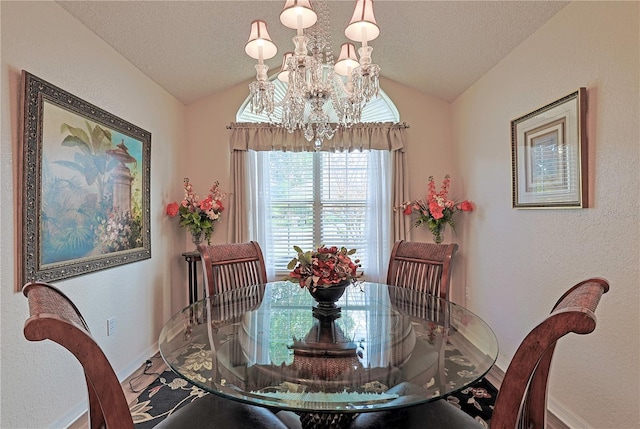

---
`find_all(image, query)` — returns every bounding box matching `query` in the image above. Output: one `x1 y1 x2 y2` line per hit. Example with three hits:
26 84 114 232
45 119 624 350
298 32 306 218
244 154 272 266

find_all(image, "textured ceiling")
57 1 569 105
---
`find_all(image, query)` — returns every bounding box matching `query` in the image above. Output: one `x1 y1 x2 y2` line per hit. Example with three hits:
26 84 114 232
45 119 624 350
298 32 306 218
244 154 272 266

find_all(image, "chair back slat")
387 241 457 299
198 241 268 297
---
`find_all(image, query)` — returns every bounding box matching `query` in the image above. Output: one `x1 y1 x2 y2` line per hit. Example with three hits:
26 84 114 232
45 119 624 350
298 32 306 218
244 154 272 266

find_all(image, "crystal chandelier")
244 0 381 148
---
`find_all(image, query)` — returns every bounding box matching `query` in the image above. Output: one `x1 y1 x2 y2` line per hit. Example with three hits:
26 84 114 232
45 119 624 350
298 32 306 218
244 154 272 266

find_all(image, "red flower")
286 245 362 289
403 205 413 215
429 201 445 220
459 200 473 212
199 196 213 211
166 202 179 217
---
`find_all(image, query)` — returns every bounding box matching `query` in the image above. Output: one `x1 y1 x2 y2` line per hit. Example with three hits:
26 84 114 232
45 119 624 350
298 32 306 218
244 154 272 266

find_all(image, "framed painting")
19 70 151 286
511 88 588 208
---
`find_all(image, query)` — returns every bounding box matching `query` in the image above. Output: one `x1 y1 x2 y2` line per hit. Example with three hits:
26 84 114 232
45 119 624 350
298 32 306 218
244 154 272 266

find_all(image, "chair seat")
155 394 291 429
349 399 482 429
275 410 303 429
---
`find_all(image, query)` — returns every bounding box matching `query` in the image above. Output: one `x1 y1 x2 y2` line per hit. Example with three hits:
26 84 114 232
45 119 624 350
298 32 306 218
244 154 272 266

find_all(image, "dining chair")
386 240 458 299
22 281 291 429
350 277 609 429
198 241 268 297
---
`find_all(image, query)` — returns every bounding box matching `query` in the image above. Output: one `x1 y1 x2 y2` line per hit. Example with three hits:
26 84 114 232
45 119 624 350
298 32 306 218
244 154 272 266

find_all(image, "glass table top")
159 281 498 414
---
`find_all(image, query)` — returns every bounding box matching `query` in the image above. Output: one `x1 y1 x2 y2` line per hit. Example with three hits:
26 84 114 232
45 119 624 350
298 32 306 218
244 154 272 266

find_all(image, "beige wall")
452 2 639 428
1 2 187 427
1 1 638 428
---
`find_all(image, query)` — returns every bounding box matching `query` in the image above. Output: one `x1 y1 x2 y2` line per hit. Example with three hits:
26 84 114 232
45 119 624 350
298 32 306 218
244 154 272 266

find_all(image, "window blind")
264 150 369 275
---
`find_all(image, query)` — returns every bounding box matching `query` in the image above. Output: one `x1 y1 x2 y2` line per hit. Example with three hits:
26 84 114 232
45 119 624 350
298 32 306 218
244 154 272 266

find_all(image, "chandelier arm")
330 72 353 98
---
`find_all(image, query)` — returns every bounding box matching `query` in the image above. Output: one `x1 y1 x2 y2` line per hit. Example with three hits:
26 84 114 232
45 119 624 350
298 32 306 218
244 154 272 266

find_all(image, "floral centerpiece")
397 174 473 244
286 245 362 292
166 178 227 246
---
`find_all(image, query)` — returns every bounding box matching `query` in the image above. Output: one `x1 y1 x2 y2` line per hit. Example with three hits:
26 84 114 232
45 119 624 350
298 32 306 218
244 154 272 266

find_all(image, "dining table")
158 281 499 429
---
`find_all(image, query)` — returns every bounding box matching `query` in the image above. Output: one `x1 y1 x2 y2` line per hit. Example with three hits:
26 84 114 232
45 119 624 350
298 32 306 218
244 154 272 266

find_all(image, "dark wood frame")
511 88 588 208
18 71 151 288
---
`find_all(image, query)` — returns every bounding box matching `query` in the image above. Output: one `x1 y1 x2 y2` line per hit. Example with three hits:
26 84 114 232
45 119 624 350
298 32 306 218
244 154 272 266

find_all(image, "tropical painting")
20 70 151 285
41 101 144 264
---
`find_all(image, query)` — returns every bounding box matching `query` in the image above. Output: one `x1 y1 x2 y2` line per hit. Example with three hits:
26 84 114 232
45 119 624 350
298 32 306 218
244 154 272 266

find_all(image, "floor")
68 353 167 429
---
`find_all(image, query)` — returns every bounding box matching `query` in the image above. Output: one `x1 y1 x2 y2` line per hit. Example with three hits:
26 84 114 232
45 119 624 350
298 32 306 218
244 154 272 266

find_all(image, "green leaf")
60 123 90 146
61 135 91 154
302 251 312 264
90 123 112 152
293 245 303 255
287 258 298 270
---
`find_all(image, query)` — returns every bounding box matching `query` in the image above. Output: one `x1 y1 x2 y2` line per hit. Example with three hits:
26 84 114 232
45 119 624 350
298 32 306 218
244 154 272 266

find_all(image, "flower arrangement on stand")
286 245 362 292
166 178 227 246
396 174 473 244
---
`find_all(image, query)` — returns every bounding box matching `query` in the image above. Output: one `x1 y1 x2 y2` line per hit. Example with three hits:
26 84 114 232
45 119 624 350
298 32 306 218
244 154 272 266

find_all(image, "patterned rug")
130 357 497 428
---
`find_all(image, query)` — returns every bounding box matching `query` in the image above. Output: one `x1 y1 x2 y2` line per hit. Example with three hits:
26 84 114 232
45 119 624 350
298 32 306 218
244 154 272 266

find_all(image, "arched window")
236 79 400 124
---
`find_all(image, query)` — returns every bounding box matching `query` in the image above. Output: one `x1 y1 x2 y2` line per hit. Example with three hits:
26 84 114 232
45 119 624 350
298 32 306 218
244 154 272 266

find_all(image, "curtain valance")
228 122 408 152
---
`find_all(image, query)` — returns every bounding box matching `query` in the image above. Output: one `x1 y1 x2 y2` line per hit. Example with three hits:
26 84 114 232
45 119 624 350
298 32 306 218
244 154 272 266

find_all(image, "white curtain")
364 149 391 283
247 151 275 280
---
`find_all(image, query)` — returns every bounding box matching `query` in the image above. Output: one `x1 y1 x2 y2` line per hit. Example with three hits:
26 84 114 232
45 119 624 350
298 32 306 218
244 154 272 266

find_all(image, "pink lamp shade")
277 52 294 82
245 19 278 60
334 43 359 76
345 0 380 43
280 0 317 31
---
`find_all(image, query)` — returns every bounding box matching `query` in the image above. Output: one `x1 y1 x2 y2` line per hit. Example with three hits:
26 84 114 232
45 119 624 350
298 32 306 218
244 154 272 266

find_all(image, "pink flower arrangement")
286 245 362 291
166 178 226 244
397 174 473 243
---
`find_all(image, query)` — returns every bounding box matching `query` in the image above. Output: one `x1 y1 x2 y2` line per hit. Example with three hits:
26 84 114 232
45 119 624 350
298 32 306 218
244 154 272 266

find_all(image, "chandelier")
244 0 381 147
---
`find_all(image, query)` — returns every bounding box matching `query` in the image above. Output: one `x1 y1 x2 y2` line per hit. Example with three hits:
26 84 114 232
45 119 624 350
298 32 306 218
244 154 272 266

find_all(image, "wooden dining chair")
22 281 291 429
198 241 268 297
386 240 458 299
350 277 609 429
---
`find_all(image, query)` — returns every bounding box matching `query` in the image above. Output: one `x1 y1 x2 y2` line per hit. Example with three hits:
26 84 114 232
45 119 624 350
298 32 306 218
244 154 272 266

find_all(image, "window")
249 149 390 281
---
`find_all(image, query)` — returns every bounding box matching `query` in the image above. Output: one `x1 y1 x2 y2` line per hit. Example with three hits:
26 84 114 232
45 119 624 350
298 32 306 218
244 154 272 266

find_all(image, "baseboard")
51 402 87 429
486 364 570 429
548 398 592 429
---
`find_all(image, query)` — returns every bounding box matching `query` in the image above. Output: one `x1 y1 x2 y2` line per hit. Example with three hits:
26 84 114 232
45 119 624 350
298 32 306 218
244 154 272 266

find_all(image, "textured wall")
0 2 187 427
452 2 639 428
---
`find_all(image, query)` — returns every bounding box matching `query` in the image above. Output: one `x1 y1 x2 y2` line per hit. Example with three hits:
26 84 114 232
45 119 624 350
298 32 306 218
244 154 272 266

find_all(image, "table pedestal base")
297 412 356 429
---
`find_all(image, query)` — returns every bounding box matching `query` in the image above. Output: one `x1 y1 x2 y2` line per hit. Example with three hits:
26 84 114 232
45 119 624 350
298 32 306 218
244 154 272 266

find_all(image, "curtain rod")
226 122 410 130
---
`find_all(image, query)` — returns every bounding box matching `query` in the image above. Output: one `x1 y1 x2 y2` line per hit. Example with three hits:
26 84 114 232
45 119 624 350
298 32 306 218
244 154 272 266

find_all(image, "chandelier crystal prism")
245 0 381 147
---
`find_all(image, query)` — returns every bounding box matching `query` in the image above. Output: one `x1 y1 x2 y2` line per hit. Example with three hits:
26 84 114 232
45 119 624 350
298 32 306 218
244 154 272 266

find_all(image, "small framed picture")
511 88 588 208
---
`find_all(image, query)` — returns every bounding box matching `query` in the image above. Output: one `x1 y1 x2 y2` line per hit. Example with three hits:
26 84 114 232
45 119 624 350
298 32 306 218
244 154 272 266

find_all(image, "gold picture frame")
511 88 588 208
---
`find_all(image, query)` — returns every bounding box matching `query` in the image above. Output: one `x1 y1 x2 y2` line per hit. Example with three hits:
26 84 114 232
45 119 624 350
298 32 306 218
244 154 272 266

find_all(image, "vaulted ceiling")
57 1 569 105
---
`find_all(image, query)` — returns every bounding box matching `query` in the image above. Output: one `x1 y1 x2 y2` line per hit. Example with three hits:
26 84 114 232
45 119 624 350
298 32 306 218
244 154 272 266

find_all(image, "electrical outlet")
107 317 117 336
